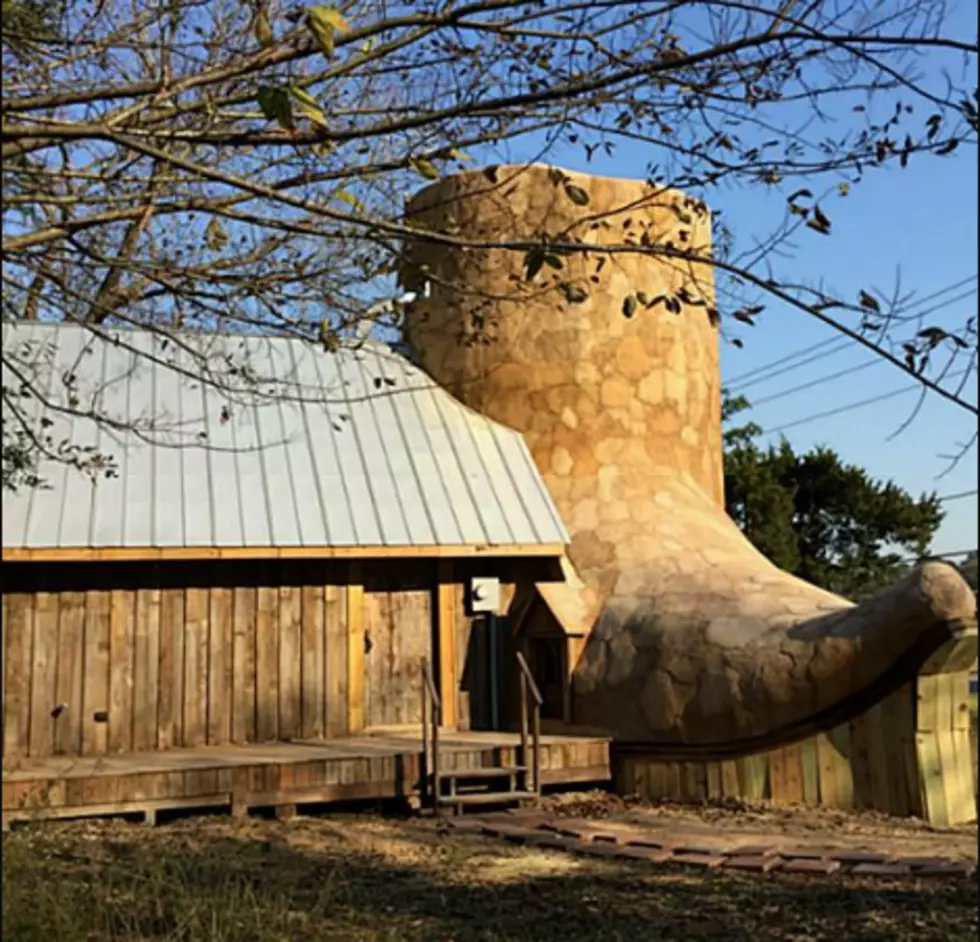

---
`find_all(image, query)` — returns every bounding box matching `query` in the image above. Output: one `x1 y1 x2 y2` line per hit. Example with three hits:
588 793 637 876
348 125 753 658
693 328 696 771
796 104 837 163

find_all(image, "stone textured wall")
401 165 976 748
403 165 721 598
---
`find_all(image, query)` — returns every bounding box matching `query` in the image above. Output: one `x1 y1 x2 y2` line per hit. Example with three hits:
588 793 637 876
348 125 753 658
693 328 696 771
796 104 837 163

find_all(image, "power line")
724 274 979 391
937 489 979 503
726 274 977 388
750 358 878 407
899 548 977 563
731 285 978 395
763 367 971 435
745 285 979 406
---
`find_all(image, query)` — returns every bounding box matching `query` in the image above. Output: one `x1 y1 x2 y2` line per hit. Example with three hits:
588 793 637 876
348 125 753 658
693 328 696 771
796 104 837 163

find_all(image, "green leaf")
524 248 546 281
306 6 348 60
622 294 637 318
858 290 880 313
254 9 274 47
288 85 319 109
544 253 563 270
917 326 948 348
288 85 328 128
309 6 349 32
257 85 294 129
204 217 229 251
547 167 568 187
558 282 588 304
732 307 761 325
900 134 913 168
334 189 363 210
805 203 831 235
564 183 590 206
410 158 440 180
787 188 813 204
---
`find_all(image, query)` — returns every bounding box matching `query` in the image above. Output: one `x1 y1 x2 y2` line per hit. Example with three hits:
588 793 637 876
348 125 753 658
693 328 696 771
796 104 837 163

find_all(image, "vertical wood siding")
615 630 978 826
0 559 449 758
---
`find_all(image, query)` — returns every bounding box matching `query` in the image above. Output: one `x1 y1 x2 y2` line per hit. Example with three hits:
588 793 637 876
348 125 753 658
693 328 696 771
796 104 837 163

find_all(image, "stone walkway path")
447 809 977 879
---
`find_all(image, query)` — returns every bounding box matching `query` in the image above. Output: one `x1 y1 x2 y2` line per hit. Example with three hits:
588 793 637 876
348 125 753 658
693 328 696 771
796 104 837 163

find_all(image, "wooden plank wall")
616 685 918 815
1 558 542 761
914 632 977 826
1 557 521 760
616 631 978 825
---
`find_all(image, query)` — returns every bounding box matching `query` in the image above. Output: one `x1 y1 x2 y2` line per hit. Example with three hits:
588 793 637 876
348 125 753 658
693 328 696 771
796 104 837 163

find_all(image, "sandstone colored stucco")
402 164 977 746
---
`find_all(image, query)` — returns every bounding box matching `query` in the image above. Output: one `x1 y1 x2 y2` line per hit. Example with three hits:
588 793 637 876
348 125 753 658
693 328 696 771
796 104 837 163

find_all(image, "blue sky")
490 3 978 558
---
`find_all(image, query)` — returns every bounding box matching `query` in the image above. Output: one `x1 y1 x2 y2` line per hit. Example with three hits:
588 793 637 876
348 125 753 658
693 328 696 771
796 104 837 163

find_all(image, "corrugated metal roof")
1 322 569 552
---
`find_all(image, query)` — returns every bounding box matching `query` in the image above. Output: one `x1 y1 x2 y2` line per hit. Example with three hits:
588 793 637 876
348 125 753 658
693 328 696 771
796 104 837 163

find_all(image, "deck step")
439 767 525 782
436 790 538 807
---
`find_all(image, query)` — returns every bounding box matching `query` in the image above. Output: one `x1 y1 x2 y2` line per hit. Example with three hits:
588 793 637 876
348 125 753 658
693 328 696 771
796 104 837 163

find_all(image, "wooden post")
436 562 457 729
432 704 441 816
346 564 365 733
519 672 529 791
532 703 541 795
914 622 978 827
566 635 587 726
421 658 430 806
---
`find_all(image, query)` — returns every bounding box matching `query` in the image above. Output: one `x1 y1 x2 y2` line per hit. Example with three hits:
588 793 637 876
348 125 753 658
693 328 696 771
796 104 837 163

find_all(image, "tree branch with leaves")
2 0 977 488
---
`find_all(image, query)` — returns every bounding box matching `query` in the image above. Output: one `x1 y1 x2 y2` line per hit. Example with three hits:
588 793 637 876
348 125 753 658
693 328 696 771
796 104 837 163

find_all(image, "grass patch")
2 815 977 942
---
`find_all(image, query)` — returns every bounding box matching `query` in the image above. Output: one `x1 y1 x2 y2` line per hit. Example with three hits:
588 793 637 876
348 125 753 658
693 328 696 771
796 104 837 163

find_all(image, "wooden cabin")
1 323 610 824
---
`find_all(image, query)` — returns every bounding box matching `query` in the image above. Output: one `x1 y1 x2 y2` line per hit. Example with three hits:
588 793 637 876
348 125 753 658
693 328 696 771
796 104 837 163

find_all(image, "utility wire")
937 489 979 503
726 274 977 387
731 285 977 395
763 367 971 434
725 274 979 391
750 358 878 408
899 547 977 563
746 286 979 406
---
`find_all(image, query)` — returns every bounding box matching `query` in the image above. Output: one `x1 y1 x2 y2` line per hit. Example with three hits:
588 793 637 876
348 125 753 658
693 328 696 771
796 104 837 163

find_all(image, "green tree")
722 393 943 600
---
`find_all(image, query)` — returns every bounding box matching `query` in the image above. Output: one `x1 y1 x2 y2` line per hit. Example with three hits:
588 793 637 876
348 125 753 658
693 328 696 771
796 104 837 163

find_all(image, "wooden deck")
1 730 611 826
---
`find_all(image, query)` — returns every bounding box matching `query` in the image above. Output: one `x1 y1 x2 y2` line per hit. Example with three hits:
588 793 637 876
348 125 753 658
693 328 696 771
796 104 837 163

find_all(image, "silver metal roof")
1 322 569 552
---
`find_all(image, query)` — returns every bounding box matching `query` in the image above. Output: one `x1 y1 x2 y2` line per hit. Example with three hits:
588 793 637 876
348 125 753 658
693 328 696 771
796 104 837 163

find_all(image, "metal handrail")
420 657 442 812
515 652 543 795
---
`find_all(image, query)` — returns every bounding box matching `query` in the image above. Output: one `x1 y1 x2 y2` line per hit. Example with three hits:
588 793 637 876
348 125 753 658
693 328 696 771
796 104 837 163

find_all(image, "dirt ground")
538 791 980 860
3 795 977 942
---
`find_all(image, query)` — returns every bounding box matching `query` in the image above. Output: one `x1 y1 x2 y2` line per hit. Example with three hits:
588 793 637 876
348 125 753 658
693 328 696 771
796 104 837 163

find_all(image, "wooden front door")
362 574 431 729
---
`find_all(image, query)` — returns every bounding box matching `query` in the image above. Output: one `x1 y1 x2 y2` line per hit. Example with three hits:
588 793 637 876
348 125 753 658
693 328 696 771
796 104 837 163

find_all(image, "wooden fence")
615 626 978 826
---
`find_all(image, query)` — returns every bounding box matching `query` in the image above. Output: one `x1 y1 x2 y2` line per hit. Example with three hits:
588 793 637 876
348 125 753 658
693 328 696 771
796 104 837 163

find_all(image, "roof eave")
1 542 568 564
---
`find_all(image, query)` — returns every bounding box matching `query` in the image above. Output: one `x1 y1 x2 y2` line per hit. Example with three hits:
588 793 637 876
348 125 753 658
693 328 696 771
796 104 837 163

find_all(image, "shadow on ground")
2 815 977 942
